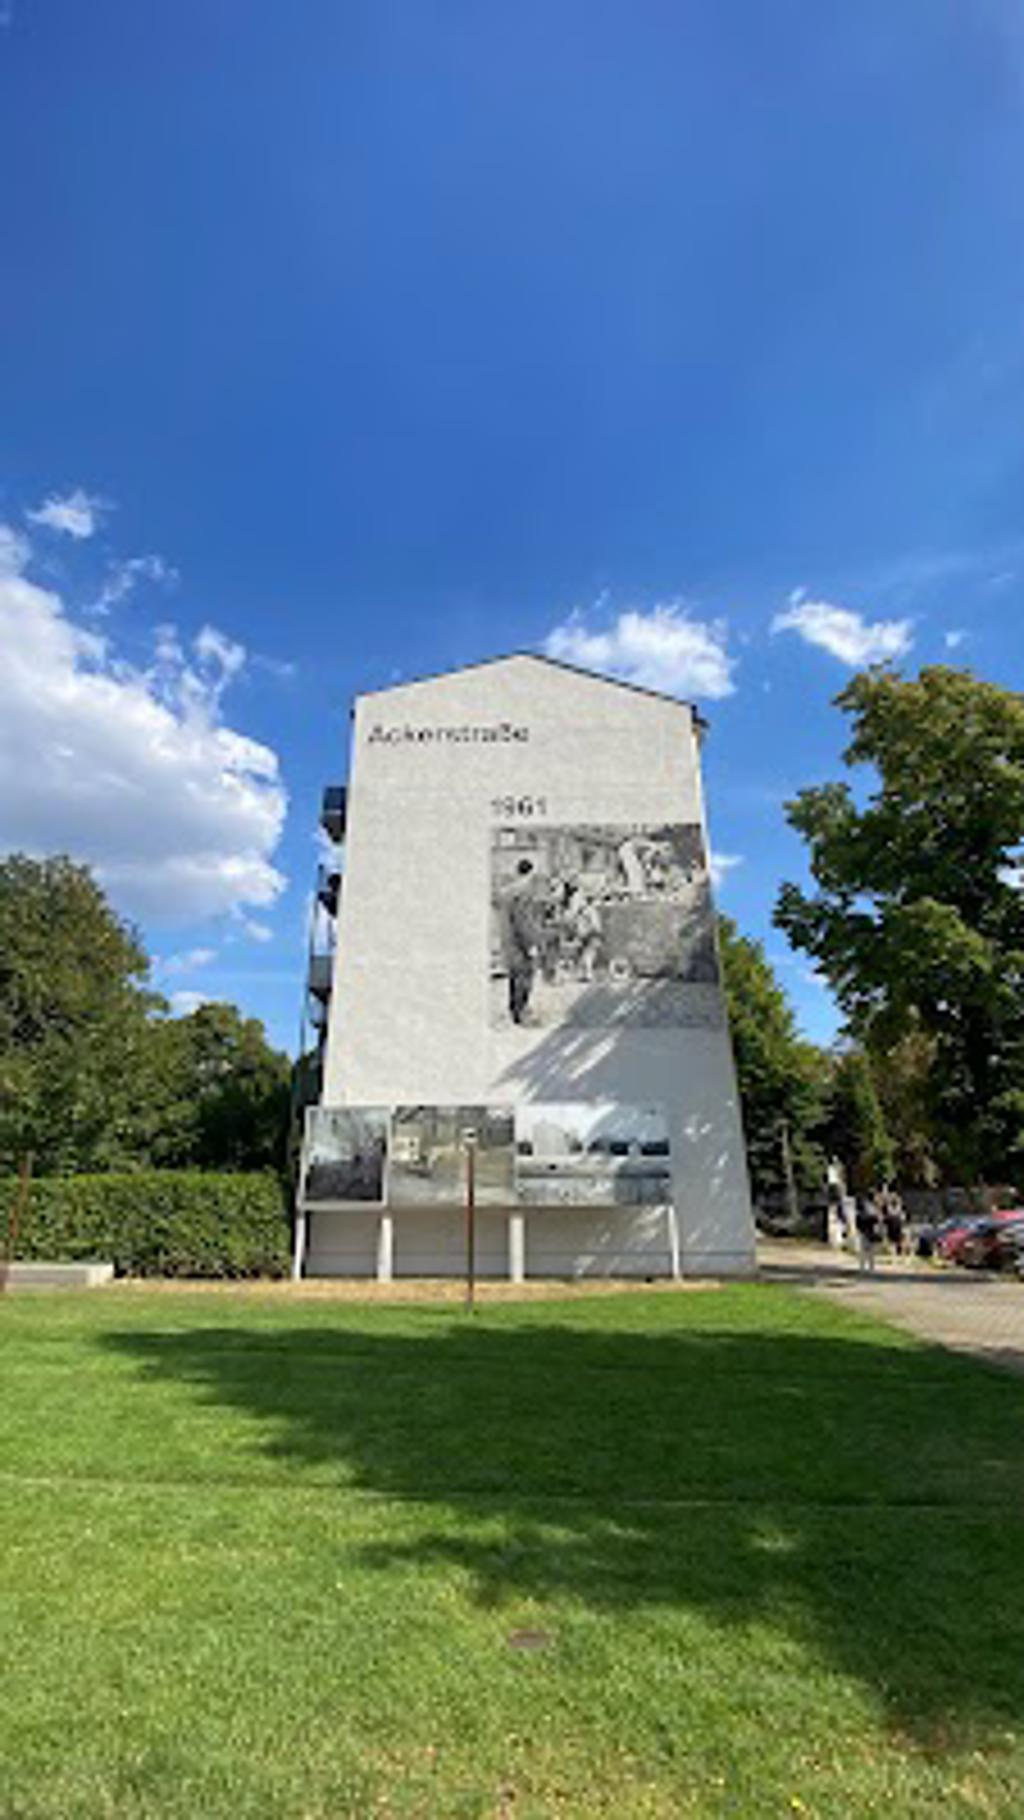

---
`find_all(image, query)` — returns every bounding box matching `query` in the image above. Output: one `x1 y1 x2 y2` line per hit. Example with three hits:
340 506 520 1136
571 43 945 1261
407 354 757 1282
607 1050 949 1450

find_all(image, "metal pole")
1 1153 32 1294
464 1135 477 1312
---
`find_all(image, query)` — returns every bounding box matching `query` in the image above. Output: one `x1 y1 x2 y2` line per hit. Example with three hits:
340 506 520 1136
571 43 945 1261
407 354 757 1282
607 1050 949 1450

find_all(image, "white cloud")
252 653 297 681
709 851 743 889
240 918 273 943
800 966 828 991
168 989 218 1017
944 629 968 650
195 622 246 682
0 524 30 574
0 525 287 924
148 620 248 719
160 947 217 976
26 488 107 540
91 553 177 615
772 950 829 993
543 600 736 699
771 594 913 665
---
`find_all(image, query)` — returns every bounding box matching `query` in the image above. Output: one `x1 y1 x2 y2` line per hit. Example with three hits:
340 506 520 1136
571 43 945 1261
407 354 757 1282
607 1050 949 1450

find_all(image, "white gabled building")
296 653 755 1281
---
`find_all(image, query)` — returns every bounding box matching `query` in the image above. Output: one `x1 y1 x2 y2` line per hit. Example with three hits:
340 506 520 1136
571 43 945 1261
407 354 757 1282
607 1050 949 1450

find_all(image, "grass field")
2 1283 1024 1818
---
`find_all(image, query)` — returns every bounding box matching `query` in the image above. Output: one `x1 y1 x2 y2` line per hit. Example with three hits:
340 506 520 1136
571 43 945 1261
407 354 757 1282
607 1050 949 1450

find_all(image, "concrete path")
759 1240 1024 1377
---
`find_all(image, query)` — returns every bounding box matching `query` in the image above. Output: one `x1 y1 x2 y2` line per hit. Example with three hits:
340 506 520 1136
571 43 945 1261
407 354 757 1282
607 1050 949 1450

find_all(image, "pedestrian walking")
841 1191 859 1255
882 1189 907 1259
855 1193 882 1274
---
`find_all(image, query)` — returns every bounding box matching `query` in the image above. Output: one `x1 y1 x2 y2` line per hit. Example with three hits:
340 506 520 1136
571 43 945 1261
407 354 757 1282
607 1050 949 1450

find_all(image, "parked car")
916 1216 965 1259
959 1219 1011 1269
989 1218 1024 1277
936 1216 988 1263
944 1209 1024 1268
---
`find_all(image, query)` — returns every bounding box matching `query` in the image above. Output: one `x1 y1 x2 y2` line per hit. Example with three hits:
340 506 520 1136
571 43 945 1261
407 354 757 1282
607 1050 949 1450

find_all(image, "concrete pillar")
665 1203 681 1281
377 1212 394 1283
292 1205 307 1282
508 1211 526 1283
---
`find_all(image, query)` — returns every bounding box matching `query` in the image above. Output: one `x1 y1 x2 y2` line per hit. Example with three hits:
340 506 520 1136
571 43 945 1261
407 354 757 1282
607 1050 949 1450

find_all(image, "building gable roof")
355 651 704 722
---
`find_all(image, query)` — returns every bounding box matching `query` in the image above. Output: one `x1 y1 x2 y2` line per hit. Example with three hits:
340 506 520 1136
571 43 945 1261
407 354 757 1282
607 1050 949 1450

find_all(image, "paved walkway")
759 1240 1024 1376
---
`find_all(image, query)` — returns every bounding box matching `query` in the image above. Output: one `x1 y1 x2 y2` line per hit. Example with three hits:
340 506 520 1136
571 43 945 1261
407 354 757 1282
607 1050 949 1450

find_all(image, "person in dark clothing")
855 1194 883 1274
500 859 543 1025
882 1189 907 1258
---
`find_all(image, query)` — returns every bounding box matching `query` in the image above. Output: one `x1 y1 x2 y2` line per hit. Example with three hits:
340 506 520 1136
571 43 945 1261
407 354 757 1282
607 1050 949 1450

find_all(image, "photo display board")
390 1105 515 1207
515 1103 671 1207
490 821 720 1029
302 1106 389 1205
302 1104 671 1210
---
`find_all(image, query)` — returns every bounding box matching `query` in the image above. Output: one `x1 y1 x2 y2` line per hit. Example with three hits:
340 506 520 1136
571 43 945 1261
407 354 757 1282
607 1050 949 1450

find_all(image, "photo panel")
302 1106 389 1205
390 1105 515 1207
515 1102 671 1206
490 822 721 1029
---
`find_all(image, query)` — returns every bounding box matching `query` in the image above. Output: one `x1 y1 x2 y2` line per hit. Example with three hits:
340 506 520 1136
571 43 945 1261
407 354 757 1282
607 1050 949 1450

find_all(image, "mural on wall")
490 821 720 1028
389 1105 515 1206
302 1106 389 1204
515 1103 672 1206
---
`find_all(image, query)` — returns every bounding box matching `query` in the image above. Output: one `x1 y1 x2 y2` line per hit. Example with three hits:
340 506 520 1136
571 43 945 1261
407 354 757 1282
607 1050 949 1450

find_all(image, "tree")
718 916 830 1205
823 1049 894 1193
141 1003 291 1172
0 855 156 1172
0 855 292 1176
869 1025 939 1187
776 666 1024 1181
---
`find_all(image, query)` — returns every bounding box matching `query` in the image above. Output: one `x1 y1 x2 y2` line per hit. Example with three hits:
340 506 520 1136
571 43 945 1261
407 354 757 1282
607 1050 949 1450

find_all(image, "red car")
947 1210 1024 1268
936 1216 984 1263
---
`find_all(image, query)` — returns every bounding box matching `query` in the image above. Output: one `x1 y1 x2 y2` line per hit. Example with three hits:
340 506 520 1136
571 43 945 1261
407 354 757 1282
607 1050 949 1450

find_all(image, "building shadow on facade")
101 1310 1024 1754
492 978 722 1087
491 987 749 1255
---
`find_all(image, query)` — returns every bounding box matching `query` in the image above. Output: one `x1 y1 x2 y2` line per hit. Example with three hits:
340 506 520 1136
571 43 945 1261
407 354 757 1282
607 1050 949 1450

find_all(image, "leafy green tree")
0 855 157 1173
776 666 1024 1181
870 1024 939 1187
0 855 291 1176
823 1049 895 1193
718 916 829 1205
139 1003 291 1172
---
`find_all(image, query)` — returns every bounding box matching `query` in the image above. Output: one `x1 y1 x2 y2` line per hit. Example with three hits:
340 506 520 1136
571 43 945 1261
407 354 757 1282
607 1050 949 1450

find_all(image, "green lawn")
2 1284 1023 1819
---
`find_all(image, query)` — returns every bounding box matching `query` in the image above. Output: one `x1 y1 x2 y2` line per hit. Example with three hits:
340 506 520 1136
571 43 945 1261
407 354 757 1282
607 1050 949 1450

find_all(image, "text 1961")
490 794 548 819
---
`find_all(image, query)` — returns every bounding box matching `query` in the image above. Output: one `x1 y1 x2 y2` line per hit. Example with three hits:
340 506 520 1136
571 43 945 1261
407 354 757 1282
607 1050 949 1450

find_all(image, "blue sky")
2 1 1022 1053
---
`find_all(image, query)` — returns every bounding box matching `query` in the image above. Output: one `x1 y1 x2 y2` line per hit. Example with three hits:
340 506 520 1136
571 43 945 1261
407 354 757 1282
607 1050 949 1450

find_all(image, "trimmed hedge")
5 1171 291 1278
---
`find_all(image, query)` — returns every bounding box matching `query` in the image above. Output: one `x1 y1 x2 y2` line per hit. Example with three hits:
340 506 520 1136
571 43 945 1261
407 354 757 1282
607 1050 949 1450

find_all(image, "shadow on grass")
102 1310 1024 1752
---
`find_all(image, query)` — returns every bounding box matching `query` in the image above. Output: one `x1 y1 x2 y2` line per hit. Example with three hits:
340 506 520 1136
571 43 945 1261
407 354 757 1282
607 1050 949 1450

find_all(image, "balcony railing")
317 867 341 918
320 785 347 844
307 951 334 1000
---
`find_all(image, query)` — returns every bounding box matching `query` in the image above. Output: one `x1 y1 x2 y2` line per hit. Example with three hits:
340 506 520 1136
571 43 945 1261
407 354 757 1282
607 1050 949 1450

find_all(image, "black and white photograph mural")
491 821 720 1028
389 1105 516 1206
515 1103 672 1205
302 1106 389 1204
